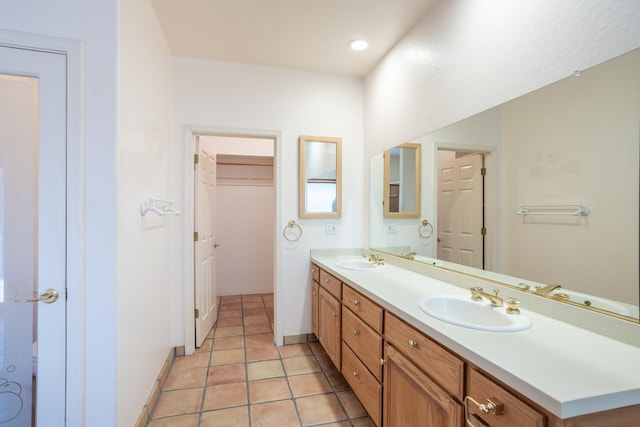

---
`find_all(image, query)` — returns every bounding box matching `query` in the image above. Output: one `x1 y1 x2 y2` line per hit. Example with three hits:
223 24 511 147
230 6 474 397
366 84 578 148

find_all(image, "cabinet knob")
380 358 385 366
353 299 360 306
332 312 337 317
352 371 359 377
408 339 417 348
324 278 329 283
353 329 359 336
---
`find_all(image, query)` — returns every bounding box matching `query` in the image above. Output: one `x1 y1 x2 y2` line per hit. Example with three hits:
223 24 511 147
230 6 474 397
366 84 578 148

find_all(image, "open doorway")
190 133 276 348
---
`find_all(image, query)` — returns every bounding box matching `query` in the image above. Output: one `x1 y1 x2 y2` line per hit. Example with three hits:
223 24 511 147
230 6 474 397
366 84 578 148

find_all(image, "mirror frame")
299 135 342 218
384 142 421 218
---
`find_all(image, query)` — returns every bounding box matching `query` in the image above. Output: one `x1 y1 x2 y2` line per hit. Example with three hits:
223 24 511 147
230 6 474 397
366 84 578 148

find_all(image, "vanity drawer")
342 306 383 381
342 342 382 426
384 312 464 400
466 367 545 427
319 269 342 299
342 285 383 333
311 263 320 283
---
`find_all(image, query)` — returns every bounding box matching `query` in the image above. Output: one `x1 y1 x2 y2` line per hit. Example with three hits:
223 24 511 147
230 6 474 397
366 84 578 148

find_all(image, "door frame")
433 143 498 272
182 126 281 355
0 30 83 425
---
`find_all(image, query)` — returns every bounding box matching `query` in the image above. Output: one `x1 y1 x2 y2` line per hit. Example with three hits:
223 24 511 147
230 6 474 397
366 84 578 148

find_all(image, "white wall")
363 0 640 244
1 1 118 425
118 0 173 425
171 59 363 344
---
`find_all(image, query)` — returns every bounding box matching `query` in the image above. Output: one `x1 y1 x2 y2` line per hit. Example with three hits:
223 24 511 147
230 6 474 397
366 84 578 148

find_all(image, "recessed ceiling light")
348 39 369 51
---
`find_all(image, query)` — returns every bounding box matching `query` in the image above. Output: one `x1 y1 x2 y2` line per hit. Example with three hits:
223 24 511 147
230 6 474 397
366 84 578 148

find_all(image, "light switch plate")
385 222 397 234
325 223 337 235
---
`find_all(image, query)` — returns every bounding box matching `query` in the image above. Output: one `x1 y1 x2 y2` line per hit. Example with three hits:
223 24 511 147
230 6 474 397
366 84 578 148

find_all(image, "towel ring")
418 219 433 239
283 220 303 242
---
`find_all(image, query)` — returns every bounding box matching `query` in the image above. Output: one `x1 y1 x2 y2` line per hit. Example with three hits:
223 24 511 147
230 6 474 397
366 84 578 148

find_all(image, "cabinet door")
318 287 342 368
311 281 319 337
384 344 463 427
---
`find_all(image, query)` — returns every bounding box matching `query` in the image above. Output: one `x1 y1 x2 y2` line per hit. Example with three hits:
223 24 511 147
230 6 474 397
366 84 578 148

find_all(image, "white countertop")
311 251 640 419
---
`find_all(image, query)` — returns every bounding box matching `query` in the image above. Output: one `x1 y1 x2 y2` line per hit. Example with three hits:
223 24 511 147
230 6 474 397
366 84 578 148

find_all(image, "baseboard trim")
283 333 318 345
134 346 182 427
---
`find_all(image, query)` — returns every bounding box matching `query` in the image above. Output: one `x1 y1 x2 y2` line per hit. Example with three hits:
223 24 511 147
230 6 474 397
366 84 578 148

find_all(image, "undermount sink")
336 259 386 271
419 295 532 332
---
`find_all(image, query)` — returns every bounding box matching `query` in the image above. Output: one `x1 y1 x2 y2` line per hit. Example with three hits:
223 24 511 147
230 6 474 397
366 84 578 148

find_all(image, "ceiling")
151 0 439 77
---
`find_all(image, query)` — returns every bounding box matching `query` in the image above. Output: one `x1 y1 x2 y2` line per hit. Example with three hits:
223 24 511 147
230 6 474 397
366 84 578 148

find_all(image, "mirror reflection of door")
0 45 67 426
437 151 485 269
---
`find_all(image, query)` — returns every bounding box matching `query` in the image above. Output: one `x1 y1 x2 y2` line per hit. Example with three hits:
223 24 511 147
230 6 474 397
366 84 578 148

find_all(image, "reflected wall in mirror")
384 143 421 218
299 135 342 218
370 48 640 321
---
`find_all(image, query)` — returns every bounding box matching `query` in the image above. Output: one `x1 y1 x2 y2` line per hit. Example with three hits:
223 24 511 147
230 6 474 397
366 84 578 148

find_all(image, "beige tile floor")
148 294 375 427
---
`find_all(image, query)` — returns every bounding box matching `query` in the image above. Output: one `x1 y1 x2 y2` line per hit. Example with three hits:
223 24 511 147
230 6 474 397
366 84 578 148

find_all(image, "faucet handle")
470 287 483 301
506 297 522 314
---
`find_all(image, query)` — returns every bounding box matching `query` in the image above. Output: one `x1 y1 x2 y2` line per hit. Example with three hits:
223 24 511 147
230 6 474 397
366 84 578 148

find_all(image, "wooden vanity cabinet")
384 312 464 399
311 264 320 337
318 286 342 368
383 343 463 427
341 285 384 425
465 366 545 427
310 262 640 427
313 266 343 368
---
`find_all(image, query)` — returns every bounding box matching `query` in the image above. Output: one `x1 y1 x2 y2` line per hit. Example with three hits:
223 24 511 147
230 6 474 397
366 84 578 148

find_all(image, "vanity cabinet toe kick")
310 262 640 427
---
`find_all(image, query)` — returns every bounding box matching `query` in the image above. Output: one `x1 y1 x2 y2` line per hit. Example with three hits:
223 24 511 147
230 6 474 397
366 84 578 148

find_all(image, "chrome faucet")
470 287 504 307
535 284 561 294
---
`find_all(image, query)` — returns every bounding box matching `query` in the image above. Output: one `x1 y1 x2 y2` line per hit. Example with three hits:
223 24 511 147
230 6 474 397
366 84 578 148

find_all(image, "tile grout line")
148 294 373 426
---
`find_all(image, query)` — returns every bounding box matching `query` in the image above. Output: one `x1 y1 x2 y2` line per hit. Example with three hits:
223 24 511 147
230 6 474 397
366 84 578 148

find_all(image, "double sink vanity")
310 249 640 427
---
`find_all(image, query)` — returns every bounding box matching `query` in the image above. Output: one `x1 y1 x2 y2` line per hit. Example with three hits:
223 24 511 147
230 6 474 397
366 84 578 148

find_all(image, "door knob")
15 288 59 304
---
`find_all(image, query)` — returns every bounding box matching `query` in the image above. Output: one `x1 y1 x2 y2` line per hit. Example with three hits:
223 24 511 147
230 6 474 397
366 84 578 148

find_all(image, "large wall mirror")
370 47 640 322
384 143 421 218
299 135 342 218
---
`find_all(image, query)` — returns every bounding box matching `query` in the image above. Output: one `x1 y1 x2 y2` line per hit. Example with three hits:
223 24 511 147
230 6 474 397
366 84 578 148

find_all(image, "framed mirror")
384 143 421 218
370 47 640 322
299 135 342 218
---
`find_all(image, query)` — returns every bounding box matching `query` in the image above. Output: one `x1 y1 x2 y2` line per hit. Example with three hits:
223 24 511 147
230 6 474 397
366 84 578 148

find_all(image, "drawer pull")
353 329 359 336
464 396 505 426
408 339 417 348
353 299 360 306
352 370 359 377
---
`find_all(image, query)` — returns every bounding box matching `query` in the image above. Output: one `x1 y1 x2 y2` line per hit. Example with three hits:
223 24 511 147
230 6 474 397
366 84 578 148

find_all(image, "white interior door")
0 46 67 425
194 138 218 346
437 153 484 268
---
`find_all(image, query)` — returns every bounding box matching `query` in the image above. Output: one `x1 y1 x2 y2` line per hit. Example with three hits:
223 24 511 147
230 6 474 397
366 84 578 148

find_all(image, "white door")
194 138 218 346
0 46 67 425
437 153 484 268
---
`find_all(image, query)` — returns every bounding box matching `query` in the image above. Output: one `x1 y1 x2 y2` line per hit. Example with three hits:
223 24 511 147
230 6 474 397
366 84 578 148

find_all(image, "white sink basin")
419 295 532 332
336 259 386 271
